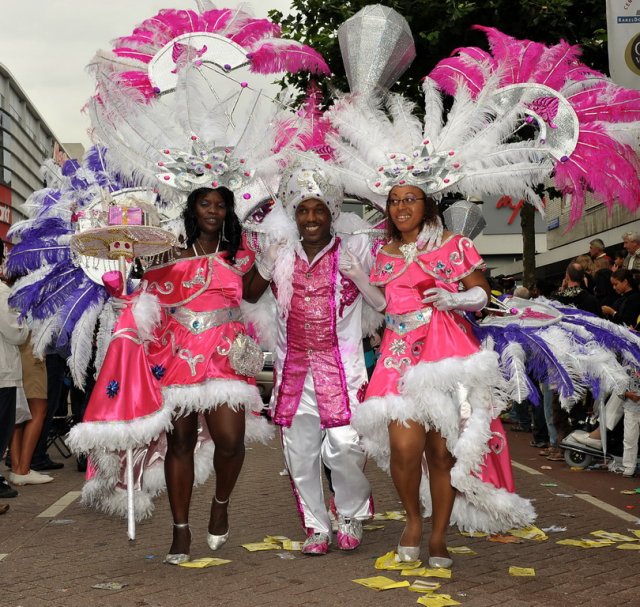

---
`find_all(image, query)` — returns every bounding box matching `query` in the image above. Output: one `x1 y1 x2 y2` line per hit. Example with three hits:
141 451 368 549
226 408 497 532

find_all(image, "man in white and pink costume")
244 158 385 555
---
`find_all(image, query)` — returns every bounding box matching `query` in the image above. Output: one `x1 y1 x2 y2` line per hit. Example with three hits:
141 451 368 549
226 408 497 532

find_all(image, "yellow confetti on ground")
590 530 638 542
264 535 290 544
460 530 488 537
616 543 640 550
363 524 386 531
621 490 636 495
241 542 281 551
281 540 303 551
508 526 548 541
402 567 452 579
178 557 231 568
375 550 421 570
372 510 407 521
352 576 411 591
509 566 536 576
447 546 476 555
556 538 615 548
416 593 461 606
408 580 441 593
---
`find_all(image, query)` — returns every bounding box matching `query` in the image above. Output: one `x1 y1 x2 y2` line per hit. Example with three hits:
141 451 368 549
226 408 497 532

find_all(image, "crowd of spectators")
497 231 640 475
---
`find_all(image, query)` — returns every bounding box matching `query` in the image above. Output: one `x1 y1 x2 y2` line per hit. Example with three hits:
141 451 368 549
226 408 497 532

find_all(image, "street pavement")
1 429 640 607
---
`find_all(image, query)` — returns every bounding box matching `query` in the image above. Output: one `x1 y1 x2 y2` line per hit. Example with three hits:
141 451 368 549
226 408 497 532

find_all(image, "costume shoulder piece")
370 248 407 286
220 247 255 276
370 235 483 285
416 235 484 283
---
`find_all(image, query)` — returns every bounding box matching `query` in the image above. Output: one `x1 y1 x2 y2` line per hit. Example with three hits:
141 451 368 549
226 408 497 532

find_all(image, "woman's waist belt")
169 306 242 335
385 307 433 335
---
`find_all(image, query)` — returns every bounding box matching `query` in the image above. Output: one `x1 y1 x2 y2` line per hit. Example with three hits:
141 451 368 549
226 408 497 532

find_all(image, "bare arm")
243 266 271 303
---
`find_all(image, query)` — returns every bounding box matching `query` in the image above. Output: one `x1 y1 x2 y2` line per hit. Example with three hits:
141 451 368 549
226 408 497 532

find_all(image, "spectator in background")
28 353 66 472
554 263 601 316
602 269 640 327
613 249 627 272
542 263 602 461
589 238 612 266
593 268 617 308
573 255 596 293
0 240 29 506
621 368 640 478
622 232 640 273
9 341 54 485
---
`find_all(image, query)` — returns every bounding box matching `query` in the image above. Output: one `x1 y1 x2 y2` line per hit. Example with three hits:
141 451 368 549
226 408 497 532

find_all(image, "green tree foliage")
270 0 607 104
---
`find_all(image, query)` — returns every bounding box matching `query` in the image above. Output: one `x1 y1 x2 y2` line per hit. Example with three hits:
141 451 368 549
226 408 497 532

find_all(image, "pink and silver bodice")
366 235 486 398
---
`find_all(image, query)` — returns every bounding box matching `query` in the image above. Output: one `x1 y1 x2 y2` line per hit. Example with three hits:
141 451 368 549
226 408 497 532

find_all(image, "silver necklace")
193 237 220 257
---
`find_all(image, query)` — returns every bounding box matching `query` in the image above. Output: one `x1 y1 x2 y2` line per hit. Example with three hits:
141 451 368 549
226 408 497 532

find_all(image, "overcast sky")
0 0 294 148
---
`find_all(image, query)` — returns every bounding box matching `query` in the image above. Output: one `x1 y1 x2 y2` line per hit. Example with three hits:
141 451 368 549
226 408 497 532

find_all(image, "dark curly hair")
385 189 440 242
183 187 242 264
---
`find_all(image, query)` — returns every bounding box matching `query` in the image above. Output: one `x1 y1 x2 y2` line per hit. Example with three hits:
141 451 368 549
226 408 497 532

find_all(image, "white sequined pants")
281 371 372 535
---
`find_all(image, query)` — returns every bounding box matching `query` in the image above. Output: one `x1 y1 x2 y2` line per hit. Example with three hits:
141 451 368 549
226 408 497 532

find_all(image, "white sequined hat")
278 156 344 221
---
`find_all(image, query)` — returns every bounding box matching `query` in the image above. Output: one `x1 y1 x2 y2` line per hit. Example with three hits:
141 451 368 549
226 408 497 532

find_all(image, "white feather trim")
68 300 104 389
353 350 534 533
163 378 263 417
132 291 161 344
361 303 384 338
241 291 278 352
94 302 117 375
67 404 174 453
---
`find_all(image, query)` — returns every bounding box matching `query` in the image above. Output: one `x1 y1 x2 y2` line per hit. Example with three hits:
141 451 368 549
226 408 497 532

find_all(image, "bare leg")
424 429 455 558
9 425 24 471
13 398 47 475
204 404 245 535
388 420 427 547
165 412 198 555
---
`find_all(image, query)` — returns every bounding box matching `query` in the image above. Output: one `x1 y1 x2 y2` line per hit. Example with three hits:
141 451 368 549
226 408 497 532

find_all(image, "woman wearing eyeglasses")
354 184 535 568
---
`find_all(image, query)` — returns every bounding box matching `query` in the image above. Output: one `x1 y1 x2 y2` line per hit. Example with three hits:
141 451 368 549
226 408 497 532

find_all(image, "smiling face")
387 185 427 241
295 198 332 247
194 189 227 238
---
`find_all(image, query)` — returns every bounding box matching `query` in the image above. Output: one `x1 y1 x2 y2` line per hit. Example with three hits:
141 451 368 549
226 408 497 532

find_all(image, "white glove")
422 285 488 312
256 240 285 281
339 248 386 312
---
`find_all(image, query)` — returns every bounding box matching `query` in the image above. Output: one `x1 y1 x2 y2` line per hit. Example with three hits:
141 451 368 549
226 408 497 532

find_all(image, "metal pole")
117 255 136 541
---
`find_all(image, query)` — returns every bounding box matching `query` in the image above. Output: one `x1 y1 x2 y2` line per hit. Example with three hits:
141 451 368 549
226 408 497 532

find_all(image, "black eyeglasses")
388 196 425 208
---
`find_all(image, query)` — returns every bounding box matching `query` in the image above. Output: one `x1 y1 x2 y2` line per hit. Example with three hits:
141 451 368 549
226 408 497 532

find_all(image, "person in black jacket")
602 269 640 328
553 263 601 316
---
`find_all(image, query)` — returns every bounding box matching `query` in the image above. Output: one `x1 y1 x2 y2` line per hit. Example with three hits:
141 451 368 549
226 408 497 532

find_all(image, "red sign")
496 195 545 225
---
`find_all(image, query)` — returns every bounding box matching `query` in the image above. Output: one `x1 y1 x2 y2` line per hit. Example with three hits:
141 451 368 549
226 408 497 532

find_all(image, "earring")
220 220 228 242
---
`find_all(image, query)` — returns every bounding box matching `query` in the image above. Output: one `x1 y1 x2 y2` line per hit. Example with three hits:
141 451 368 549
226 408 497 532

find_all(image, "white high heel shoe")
428 555 453 569
207 495 229 551
396 545 421 562
164 523 190 565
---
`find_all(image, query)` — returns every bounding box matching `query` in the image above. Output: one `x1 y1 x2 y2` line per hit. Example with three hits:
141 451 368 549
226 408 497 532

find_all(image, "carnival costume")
245 154 378 552
6 4 331 523
321 7 640 535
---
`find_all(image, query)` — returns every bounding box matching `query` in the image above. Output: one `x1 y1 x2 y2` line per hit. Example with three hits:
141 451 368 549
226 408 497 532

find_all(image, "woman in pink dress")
69 187 266 565
353 185 535 568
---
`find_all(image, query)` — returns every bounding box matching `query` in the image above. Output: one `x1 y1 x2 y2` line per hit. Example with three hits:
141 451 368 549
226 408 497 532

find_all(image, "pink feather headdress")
429 27 640 226
92 6 330 101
